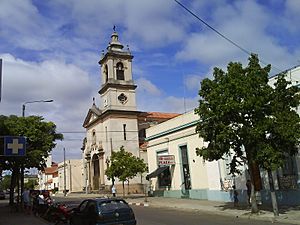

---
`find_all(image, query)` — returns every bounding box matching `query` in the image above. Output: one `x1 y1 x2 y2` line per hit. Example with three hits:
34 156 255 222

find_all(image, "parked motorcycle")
43 202 73 225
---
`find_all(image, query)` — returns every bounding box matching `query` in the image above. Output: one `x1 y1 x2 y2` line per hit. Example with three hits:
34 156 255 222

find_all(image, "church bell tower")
98 30 137 112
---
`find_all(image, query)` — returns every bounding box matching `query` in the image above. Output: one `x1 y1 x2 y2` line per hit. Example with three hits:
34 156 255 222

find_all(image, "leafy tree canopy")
0 175 11 190
0 115 63 171
195 54 300 174
106 146 147 182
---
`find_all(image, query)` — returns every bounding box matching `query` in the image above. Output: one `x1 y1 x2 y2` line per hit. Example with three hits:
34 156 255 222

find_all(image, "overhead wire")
173 0 283 73
58 130 140 134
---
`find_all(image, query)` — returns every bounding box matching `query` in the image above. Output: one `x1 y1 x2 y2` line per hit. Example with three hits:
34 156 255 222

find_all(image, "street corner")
128 202 149 207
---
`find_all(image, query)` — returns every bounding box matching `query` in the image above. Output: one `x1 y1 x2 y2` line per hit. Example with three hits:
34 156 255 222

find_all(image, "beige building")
146 110 235 201
57 159 84 193
82 30 179 194
146 66 300 205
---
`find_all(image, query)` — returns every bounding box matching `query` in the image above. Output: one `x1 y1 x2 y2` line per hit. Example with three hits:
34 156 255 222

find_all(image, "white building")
38 162 58 191
57 159 84 193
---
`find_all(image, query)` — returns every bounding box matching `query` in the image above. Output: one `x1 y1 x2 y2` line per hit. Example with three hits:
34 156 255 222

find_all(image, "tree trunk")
268 170 279 216
127 180 130 196
248 162 259 213
246 152 259 213
9 168 17 205
20 164 24 204
250 182 259 213
122 181 125 197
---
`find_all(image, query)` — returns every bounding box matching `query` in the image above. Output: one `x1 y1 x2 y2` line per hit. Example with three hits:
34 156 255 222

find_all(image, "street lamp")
20 99 53 204
22 99 53 117
63 147 67 196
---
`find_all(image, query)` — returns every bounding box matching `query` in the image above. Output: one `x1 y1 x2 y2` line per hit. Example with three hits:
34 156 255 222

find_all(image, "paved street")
1 194 300 225
53 194 300 225
132 206 287 225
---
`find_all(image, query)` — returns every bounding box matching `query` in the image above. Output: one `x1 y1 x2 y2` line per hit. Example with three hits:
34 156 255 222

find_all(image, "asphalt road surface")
54 197 286 225
132 206 287 225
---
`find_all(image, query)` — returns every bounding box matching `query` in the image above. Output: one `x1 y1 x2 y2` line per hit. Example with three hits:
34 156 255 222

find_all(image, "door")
180 145 191 198
72 200 89 225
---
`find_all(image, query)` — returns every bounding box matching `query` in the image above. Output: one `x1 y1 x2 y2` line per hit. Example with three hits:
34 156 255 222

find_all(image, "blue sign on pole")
2 136 26 156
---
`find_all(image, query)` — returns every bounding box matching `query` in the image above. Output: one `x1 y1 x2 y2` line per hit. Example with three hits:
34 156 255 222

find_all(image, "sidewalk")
0 201 50 225
59 192 300 224
127 196 300 225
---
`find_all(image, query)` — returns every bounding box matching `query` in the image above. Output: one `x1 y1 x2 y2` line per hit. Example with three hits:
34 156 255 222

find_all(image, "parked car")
0 190 5 200
69 198 136 225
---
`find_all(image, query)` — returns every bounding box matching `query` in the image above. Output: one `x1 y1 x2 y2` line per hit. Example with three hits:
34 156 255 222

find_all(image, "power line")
61 139 139 143
58 130 140 134
173 0 283 72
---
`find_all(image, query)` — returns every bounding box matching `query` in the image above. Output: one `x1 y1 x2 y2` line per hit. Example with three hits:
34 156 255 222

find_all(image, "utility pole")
85 162 88 194
63 147 67 196
0 58 2 102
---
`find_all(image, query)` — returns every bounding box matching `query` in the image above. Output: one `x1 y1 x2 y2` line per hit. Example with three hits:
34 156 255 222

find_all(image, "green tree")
195 54 300 214
0 115 63 204
105 146 147 197
24 178 38 190
0 175 11 190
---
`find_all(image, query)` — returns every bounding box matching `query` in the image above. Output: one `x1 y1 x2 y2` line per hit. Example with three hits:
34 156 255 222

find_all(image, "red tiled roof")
139 141 148 149
141 112 181 119
52 172 58 178
44 165 58 175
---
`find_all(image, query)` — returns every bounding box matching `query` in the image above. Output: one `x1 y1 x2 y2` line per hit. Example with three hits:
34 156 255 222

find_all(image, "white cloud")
1 54 92 103
0 53 95 161
0 0 52 50
136 78 161 96
184 75 202 91
50 0 187 47
176 0 299 74
137 91 199 114
285 0 300 16
1 0 300 162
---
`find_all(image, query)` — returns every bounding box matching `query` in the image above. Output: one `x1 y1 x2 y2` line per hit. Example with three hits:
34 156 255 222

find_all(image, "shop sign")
158 155 175 166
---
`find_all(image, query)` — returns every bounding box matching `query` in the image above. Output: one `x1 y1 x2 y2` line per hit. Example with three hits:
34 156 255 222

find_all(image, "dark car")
0 190 5 200
69 198 136 225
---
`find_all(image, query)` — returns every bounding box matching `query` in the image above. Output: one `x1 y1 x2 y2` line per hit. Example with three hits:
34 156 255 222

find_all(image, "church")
81 30 179 194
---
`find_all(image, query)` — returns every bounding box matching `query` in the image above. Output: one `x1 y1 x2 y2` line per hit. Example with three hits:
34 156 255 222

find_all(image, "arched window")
104 65 108 83
92 154 100 176
92 130 96 145
116 62 124 80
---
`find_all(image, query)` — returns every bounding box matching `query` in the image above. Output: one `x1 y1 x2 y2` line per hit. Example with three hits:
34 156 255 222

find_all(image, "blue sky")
1 0 300 162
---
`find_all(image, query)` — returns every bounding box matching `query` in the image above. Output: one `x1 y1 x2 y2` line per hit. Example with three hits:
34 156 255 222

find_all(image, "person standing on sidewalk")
246 179 251 205
112 185 116 197
233 185 239 207
22 188 31 214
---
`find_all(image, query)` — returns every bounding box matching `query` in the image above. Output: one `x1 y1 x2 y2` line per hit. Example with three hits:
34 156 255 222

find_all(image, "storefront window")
158 167 171 187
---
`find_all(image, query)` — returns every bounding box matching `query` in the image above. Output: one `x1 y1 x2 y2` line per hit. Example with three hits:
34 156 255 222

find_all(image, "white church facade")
81 31 179 194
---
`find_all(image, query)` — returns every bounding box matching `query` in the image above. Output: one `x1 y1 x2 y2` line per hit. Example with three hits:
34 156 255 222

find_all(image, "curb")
128 202 149 207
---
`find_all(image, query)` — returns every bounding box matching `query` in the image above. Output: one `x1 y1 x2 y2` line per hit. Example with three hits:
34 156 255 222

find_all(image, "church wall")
102 117 139 156
102 88 137 111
